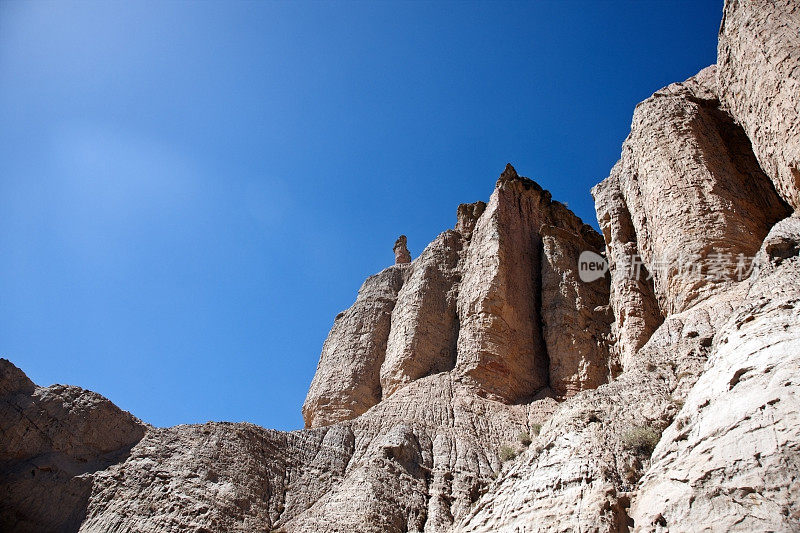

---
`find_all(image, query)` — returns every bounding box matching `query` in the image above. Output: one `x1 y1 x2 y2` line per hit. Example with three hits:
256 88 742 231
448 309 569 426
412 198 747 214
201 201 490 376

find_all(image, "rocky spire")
393 235 411 264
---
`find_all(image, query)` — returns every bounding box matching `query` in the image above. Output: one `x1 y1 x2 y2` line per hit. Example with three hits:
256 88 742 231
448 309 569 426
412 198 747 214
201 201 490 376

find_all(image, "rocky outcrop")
454 201 486 240
592 65 790 372
540 223 613 397
595 66 789 317
593 173 662 370
456 164 612 402
3 1 800 531
303 263 411 427
311 166 613 423
717 0 800 211
394 235 412 264
0 359 145 533
630 216 800 531
456 283 748 532
381 230 462 398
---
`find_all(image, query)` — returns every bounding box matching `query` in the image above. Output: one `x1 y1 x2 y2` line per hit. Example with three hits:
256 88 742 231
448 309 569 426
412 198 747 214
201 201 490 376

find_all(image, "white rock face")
630 217 800 531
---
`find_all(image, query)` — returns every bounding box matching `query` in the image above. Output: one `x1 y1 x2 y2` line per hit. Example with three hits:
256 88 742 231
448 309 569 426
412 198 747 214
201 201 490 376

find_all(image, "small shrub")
622 426 661 457
499 445 517 462
531 423 542 436
518 432 532 447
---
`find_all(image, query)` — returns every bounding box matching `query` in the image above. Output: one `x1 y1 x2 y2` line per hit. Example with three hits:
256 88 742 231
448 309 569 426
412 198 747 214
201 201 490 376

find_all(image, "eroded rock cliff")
2 1 799 531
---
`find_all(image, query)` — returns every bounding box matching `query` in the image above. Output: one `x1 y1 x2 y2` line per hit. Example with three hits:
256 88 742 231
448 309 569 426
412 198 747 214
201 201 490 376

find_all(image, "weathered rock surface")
540 223 614 397
381 230 462 398
0 359 145 533
303 263 411 427
593 173 663 370
456 164 612 402
394 235 412 264
592 65 791 376
457 284 748 532
630 216 800 532
595 66 789 319
4 1 800 531
717 0 800 211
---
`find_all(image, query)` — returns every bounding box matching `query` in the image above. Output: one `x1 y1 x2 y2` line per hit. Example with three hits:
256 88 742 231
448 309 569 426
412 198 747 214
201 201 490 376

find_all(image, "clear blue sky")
0 1 721 430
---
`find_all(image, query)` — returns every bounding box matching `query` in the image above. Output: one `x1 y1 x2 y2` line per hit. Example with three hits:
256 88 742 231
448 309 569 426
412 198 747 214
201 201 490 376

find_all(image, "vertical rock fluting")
540 222 614 397
454 166 552 402
593 173 663 370
717 0 800 211
456 164 612 402
380 230 463 398
380 202 487 400
595 66 790 331
302 263 411 428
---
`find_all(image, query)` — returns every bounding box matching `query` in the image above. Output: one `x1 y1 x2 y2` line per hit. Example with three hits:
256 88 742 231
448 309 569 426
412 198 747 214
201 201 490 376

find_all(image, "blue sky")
0 1 721 430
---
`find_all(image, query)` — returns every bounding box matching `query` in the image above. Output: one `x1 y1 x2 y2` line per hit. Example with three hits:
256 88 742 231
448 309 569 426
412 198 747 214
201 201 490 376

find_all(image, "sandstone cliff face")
592 64 790 372
540 223 613 397
381 230 462 398
593 173 662 370
3 1 800 531
0 359 145 532
455 165 612 402
717 0 800 211
630 216 800 531
594 66 789 319
306 165 612 427
302 263 411 427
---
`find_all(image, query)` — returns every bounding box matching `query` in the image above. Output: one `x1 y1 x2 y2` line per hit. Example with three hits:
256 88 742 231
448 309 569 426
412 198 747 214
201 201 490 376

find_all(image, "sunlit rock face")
717 0 800 212
3 1 800 531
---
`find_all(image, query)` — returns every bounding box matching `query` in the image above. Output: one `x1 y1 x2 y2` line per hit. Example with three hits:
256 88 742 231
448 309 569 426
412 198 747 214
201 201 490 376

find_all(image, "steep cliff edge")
2 1 799 531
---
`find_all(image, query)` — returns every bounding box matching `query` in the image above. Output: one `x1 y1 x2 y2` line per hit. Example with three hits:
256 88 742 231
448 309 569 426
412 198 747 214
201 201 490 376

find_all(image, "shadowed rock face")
717 0 800 211
3 1 800 531
0 359 145 533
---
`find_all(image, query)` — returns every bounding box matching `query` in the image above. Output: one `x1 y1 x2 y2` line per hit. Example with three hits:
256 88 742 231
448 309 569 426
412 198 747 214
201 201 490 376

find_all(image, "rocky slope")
2 1 799 531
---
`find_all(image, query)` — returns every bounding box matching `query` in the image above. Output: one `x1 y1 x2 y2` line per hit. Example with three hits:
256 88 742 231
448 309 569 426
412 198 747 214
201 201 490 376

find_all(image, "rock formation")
303 263 411 427
717 0 800 211
2 1 799 531
394 235 412 264
0 360 145 532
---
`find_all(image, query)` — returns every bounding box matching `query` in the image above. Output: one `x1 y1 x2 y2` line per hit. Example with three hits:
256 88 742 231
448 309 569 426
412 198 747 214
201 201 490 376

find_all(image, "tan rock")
394 235 412 264
381 230 462 398
0 359 145 533
717 0 800 211
456 164 611 402
540 223 614 397
6 3 800 530
455 202 486 241
302 263 411 427
457 278 752 533
630 216 800 531
594 66 789 338
593 173 663 370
